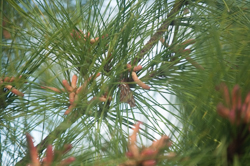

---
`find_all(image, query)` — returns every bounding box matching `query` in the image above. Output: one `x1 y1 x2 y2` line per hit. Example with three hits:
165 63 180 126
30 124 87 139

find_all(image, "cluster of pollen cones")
120 122 175 166
42 73 111 115
217 84 250 130
26 133 74 166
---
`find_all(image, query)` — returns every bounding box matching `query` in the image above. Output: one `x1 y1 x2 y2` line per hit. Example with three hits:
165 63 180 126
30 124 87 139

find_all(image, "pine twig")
131 0 186 65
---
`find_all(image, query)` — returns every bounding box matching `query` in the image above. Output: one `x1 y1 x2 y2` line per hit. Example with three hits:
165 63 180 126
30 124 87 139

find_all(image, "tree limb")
131 0 186 65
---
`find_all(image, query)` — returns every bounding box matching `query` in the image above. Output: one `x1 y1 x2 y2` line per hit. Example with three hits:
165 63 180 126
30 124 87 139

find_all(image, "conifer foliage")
1 0 250 165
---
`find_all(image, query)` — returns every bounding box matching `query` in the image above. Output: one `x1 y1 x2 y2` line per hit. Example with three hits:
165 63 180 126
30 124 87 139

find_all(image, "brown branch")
131 0 186 65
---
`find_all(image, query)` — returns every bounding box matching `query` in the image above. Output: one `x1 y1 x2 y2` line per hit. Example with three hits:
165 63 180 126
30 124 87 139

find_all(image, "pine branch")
131 0 186 65
16 1 190 165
